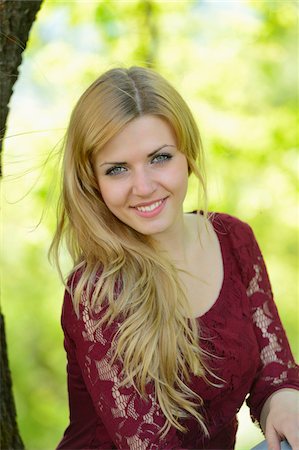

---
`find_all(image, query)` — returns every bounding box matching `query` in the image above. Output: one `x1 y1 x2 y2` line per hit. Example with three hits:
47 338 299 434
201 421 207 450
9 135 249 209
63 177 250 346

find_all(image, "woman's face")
93 115 189 238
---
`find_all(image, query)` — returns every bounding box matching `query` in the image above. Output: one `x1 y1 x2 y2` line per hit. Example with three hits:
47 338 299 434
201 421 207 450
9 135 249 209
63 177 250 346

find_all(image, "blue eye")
105 166 126 176
151 153 173 164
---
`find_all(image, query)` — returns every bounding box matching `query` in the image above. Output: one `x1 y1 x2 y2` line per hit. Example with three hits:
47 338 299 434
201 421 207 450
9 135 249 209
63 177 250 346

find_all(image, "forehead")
96 115 177 160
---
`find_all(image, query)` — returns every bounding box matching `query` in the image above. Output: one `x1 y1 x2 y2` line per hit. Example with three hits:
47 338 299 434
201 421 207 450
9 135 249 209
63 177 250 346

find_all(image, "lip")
131 197 168 218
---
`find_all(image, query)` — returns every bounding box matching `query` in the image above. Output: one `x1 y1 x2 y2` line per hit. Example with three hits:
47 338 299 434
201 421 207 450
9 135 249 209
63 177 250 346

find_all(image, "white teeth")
136 200 163 212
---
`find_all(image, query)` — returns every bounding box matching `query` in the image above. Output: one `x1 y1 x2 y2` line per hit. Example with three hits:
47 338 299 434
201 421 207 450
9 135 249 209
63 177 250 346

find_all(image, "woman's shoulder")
61 263 95 319
61 264 113 342
204 211 261 275
207 211 255 245
189 210 256 252
206 212 264 284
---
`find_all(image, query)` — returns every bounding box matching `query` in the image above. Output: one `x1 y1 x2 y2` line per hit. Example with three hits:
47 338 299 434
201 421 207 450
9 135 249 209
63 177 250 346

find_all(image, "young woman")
51 67 299 450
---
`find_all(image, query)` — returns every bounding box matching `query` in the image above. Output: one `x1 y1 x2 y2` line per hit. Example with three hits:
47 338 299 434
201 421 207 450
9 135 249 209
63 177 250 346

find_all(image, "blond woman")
52 67 299 450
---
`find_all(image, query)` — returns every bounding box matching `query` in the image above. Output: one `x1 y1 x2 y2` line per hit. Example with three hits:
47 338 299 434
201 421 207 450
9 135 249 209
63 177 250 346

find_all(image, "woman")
51 67 299 449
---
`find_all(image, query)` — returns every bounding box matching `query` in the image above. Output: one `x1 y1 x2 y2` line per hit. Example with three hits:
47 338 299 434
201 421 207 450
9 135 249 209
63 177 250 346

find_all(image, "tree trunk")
0 315 25 449
0 1 43 448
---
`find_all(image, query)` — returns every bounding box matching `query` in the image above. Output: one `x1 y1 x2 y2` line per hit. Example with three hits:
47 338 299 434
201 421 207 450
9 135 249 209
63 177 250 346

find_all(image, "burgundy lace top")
57 213 299 450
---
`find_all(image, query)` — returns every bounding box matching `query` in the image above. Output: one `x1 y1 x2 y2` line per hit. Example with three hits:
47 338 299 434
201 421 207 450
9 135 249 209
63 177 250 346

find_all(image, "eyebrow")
99 144 176 167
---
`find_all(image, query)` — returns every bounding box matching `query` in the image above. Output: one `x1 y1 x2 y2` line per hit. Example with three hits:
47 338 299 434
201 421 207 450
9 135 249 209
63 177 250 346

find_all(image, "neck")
153 213 196 266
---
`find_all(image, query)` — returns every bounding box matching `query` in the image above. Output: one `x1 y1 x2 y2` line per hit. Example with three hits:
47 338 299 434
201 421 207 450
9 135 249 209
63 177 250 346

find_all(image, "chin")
135 224 169 237
118 214 171 236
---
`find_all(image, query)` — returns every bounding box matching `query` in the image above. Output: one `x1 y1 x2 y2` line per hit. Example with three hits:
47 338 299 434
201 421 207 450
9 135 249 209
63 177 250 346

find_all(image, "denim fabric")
251 440 291 450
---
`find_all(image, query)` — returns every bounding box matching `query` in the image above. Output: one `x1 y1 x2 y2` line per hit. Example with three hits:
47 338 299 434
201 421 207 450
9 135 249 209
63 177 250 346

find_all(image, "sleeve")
56 290 116 450
58 282 183 450
231 219 299 424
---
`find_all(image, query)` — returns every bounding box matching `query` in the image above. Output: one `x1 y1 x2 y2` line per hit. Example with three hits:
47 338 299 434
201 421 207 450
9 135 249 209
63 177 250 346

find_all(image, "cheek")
98 180 128 210
168 160 189 194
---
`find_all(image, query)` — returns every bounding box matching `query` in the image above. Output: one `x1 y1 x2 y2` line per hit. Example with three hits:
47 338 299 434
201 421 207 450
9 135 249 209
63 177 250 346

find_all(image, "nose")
131 167 156 197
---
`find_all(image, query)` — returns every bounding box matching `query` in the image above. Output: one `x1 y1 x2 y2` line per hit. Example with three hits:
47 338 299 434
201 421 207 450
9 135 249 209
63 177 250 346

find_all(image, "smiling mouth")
131 197 168 213
135 199 164 212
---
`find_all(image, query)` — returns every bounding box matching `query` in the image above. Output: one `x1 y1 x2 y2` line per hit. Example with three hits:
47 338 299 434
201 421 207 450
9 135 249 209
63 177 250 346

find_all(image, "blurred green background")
2 1 298 449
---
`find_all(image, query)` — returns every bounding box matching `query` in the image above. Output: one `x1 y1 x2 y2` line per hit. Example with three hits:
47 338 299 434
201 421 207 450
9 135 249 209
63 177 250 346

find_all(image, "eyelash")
105 153 173 176
105 166 126 176
152 152 173 164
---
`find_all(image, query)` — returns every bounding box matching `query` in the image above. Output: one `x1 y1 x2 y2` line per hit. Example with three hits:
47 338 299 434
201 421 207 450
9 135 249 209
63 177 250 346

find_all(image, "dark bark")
0 1 43 448
0 0 43 175
0 313 25 449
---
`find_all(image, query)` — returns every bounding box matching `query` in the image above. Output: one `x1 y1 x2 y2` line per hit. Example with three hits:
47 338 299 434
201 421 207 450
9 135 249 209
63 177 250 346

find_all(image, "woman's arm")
260 388 299 450
236 222 299 447
225 216 299 446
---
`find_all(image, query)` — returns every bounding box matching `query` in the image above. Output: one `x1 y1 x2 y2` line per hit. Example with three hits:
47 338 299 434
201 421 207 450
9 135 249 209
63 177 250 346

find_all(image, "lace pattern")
246 262 265 297
252 306 283 366
80 293 164 449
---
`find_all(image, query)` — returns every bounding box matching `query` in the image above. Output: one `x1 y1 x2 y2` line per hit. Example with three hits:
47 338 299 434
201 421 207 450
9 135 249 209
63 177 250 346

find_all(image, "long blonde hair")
50 67 210 437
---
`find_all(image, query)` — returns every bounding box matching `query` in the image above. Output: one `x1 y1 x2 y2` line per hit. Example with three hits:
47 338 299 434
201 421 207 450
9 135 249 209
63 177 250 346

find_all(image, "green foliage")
2 1 298 449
